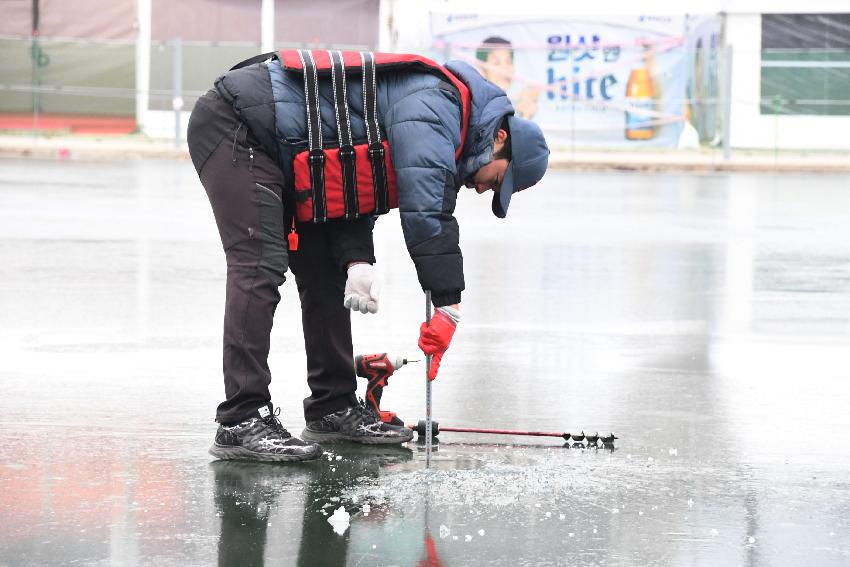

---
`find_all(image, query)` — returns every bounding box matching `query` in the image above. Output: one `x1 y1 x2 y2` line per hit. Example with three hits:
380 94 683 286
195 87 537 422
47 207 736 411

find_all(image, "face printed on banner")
476 37 516 92
482 48 514 92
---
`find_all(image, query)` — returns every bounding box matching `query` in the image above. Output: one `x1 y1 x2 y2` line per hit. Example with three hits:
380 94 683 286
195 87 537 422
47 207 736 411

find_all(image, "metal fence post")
722 46 733 161
172 36 183 147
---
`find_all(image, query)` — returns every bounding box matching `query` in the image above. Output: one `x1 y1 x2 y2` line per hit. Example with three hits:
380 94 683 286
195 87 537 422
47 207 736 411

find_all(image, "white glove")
343 263 381 314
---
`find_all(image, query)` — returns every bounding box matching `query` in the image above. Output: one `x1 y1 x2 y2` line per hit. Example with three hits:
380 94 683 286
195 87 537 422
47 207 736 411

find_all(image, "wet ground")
1 158 849 566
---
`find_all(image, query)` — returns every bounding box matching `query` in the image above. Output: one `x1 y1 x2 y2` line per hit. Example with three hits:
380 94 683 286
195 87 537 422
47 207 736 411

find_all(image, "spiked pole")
425 290 433 467
409 420 617 447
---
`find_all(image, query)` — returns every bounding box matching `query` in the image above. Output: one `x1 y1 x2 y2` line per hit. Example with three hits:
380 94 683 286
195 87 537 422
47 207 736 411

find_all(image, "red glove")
418 307 459 381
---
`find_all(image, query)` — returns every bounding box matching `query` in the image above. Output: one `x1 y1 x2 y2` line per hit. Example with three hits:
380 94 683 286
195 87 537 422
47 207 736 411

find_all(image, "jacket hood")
445 60 514 184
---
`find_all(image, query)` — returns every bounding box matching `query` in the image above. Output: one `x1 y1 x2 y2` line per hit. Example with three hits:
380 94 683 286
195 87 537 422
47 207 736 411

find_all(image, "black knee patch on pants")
255 183 288 286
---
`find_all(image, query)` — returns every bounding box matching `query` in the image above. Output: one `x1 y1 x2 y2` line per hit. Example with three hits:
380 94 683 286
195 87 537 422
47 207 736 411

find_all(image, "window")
760 14 850 116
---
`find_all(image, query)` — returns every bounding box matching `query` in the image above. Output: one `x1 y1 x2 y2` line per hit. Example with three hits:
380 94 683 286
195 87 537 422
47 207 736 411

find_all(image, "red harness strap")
282 48 470 224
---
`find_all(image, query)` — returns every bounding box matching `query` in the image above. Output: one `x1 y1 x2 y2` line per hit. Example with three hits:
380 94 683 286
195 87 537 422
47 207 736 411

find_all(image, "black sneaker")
301 403 414 445
210 404 323 462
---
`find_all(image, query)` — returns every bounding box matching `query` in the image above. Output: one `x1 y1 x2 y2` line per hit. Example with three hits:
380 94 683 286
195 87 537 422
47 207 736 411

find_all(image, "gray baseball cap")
492 115 550 218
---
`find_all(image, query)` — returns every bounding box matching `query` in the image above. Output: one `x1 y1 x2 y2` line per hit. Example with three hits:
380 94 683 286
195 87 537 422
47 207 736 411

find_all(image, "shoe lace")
262 407 291 438
354 398 381 423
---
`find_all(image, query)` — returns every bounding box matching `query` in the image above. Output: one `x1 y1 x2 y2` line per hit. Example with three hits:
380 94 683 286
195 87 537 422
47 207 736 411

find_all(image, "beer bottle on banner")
625 65 655 141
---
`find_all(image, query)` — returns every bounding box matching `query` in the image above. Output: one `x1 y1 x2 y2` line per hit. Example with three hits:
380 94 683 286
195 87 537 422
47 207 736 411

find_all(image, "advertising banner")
430 13 722 149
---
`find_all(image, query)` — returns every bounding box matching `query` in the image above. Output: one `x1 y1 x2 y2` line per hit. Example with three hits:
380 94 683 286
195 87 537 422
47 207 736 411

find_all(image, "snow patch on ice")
327 506 350 535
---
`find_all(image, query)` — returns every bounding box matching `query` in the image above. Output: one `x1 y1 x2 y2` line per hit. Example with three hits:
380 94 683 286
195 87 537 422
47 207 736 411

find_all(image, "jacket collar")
445 60 515 186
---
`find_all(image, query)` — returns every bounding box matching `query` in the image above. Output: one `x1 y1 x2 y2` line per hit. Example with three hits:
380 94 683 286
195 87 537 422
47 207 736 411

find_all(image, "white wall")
726 13 850 150
144 109 190 141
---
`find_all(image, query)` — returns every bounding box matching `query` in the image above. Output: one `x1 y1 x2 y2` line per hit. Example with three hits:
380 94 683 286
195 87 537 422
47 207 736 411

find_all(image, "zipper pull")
248 147 254 172
287 217 299 251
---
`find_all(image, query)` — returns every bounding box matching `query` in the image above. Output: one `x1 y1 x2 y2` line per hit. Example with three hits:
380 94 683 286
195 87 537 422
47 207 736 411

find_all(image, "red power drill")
355 353 418 427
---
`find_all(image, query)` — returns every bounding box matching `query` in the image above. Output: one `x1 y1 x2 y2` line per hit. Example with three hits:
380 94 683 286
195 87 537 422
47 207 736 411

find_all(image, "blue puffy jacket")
215 56 513 307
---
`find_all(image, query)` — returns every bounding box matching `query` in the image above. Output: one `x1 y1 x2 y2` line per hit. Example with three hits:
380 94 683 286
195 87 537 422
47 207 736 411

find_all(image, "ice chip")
612 508 620 514
748 536 756 544
478 529 485 536
669 448 678 456
559 514 566 520
439 525 450 539
335 455 343 461
327 506 350 535
465 535 472 542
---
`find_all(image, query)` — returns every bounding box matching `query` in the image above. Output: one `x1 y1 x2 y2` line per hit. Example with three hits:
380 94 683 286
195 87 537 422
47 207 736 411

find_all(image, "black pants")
188 92 358 424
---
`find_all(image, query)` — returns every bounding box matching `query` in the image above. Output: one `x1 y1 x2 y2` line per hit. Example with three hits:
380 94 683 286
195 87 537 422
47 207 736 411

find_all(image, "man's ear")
492 128 509 157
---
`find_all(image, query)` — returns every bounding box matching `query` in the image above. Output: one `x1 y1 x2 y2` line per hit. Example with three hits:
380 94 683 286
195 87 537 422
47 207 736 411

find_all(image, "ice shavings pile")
339 446 716 519
342 450 618 511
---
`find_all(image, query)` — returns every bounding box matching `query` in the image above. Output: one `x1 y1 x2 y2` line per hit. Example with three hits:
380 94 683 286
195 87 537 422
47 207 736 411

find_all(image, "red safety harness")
229 49 471 249
278 49 471 226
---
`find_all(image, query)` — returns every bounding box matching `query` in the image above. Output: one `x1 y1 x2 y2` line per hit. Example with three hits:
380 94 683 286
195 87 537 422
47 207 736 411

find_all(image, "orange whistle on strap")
288 218 299 251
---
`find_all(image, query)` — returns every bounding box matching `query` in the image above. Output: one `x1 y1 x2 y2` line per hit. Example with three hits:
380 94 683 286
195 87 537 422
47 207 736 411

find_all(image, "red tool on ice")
355 353 418 427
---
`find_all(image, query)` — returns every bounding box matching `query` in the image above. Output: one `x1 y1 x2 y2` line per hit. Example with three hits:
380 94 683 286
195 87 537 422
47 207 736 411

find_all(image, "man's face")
466 127 510 194
466 158 509 194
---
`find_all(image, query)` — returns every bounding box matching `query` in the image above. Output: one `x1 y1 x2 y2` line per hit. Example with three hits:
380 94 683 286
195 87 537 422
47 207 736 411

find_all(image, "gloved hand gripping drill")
355 353 418 426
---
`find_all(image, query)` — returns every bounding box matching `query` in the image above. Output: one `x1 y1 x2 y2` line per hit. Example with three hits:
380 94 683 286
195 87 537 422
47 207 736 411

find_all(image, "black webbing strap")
360 51 390 215
329 50 359 220
229 51 278 71
298 49 327 223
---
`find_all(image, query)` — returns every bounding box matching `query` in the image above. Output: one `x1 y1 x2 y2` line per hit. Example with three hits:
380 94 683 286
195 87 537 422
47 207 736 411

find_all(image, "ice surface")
2 164 850 566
